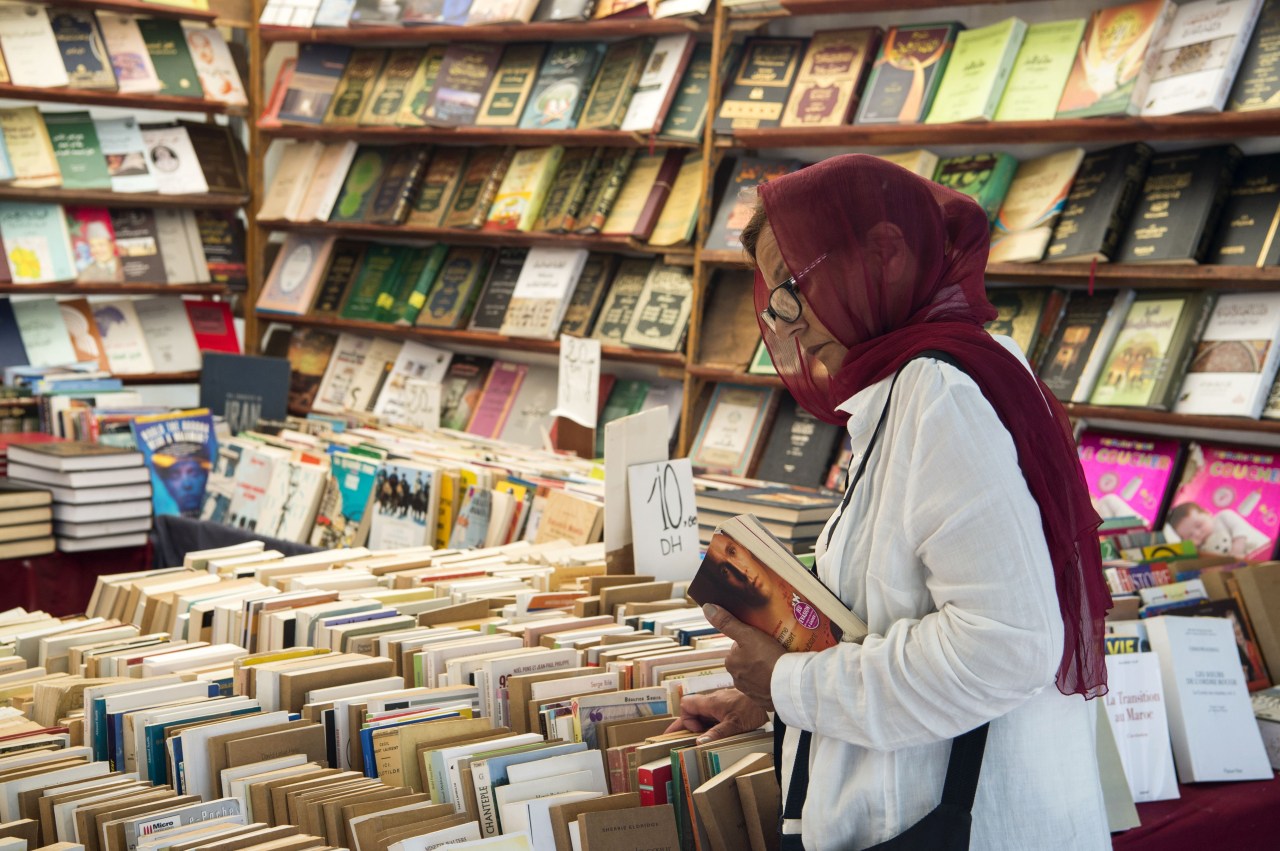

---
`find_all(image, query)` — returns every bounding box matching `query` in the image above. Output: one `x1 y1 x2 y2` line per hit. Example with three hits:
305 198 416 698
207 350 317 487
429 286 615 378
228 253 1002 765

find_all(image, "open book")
689 514 867 651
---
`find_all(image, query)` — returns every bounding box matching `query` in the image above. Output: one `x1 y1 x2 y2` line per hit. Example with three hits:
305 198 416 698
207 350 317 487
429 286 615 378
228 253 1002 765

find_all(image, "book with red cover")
259 57 296 127
465 360 528 439
183 300 240 353
631 149 685 242
688 515 867 652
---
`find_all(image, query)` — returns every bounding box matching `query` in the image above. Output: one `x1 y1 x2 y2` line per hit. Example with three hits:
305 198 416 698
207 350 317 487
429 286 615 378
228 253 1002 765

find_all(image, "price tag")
393 379 442 429
551 335 601 429
627 458 700 582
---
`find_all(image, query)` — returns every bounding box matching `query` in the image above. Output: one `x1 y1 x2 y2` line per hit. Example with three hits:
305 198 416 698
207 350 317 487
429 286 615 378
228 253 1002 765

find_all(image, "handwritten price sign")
551 335 601 429
627 458 700 582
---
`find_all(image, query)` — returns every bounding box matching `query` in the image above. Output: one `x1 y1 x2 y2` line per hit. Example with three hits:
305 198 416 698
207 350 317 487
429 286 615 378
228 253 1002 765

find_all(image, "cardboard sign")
627 458 699 582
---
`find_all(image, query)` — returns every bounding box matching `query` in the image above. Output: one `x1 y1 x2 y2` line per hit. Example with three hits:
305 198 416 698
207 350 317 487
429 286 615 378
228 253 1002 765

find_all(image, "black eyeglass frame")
760 277 803 329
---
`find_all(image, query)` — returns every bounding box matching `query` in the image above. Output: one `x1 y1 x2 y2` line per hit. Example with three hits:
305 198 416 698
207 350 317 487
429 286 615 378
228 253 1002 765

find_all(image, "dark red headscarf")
754 154 1110 699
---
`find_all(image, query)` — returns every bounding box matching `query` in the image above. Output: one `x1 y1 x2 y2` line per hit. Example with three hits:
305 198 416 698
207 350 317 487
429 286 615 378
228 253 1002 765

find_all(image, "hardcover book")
1174 292 1280 418
574 148 636 234
590 257 652 344
330 146 389 223
311 240 366 317
931 153 1018 224
1038 289 1135 402
620 262 694 351
180 120 248 195
257 233 336 315
359 48 423 125
985 287 1052 360
485 146 565 232
476 43 546 128
579 39 651 130
109 208 166 284
989 148 1086 264
1077 431 1181 530
424 43 503 127
715 38 806 132
650 153 702 247
600 150 682 239
279 42 352 125
856 23 962 124
98 13 160 94
1209 153 1280 266
500 247 590 340
136 17 204 98
689 384 780 477
658 41 715 143
395 45 447 127
416 247 493 329
1142 0 1262 116
409 147 469 228
752 395 842 489
559 253 615 337
324 48 386 126
340 244 409 321
1117 144 1242 264
994 18 1089 121
49 9 116 90
705 157 801 252
468 247 529 332
372 338 451 422
534 146 601 233
926 17 1027 124
1228 0 1280 110
619 33 695 134
877 149 940 177
442 146 515 230
184 25 247 107
365 146 430 225
1045 143 1154 263
1056 0 1177 118
1089 290 1217 409
780 28 879 128
386 242 448 324
184 299 239 352
519 44 606 130
66 207 122 284
43 111 111 191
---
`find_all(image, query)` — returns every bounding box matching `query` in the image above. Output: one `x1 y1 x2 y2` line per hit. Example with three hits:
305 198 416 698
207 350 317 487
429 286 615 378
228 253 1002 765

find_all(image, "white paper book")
11 298 77 368
1142 0 1262 116
140 124 210 195
182 24 248 106
98 13 161 94
95 117 159 193
296 140 358 222
499 247 589 340
313 332 374 414
372 340 452 425
0 4 68 89
226 444 291 532
1102 652 1180 802
348 336 405 414
254 460 329 542
152 209 201 283
388 822 482 851
620 34 694 133
133 297 202 372
92 299 155 374
1173 291 1280 417
1145 615 1273 782
259 140 325 222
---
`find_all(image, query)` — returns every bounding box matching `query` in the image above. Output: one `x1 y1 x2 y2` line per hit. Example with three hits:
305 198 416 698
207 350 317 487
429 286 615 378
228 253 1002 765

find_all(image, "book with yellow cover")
780 28 880 127
989 148 1086 263
359 48 425 126
483 145 564 232
325 49 385 126
0 106 61 188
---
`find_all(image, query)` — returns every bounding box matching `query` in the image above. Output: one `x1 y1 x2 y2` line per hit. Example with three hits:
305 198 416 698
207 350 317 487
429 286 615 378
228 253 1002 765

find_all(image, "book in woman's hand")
688 514 867 652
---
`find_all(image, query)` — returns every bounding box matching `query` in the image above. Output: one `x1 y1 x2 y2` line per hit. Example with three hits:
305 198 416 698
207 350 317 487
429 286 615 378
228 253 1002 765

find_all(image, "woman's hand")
705 602 786 712
664 687 769 743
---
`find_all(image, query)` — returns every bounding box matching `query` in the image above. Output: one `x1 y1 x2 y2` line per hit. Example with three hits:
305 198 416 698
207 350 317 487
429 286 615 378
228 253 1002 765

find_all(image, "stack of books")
0 481 53 559
0 432 61 478
5 441 152 552
695 487 840 556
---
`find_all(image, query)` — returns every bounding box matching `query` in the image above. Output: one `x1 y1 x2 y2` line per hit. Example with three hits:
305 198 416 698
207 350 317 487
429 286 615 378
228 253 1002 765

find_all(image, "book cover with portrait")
129 408 216 518
1165 442 1280 561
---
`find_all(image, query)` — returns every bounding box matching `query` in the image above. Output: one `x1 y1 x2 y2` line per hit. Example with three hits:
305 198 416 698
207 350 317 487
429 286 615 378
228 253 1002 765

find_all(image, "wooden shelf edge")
257 123 698 148
259 16 708 44
1063 404 1280 436
0 283 229 295
686 364 782 387
772 0 1018 15
262 311 687 367
47 0 218 22
0 187 248 210
0 82 243 116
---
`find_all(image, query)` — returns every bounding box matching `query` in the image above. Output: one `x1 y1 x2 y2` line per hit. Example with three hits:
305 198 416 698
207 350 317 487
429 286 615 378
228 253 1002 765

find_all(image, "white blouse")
769 339 1111 851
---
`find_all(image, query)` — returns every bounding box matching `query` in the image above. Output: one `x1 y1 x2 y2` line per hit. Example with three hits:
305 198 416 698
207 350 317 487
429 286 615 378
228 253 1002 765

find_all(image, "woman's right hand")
663 687 769 743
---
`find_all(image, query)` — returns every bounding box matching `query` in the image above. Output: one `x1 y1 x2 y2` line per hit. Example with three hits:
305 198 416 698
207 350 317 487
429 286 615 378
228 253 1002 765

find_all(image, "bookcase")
0 0 253 389
246 3 709 432
682 0 1280 452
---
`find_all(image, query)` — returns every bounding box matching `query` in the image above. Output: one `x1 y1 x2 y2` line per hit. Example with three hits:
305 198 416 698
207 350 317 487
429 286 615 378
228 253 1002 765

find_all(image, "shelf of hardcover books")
258 124 700 149
0 282 227 296
258 17 712 45
0 186 248 210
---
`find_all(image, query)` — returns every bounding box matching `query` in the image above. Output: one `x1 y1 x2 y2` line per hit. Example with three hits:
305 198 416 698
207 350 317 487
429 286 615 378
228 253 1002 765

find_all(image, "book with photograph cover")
1166 442 1280 561
1077 431 1182 532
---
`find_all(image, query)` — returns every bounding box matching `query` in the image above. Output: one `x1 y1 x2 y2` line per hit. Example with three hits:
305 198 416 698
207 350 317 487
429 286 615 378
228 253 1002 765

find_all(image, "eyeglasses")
760 277 803 331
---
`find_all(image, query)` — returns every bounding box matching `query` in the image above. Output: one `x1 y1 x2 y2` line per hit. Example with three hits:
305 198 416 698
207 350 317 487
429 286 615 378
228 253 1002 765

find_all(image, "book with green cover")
658 42 716 143
340 244 409 321
360 49 424 126
926 17 1027 124
578 38 652 131
330 147 388 223
534 146 601 233
373 245 429 323
595 379 651 456
519 44 606 130
994 18 1088 122
136 18 203 99
932 153 1018 224
42 111 111 191
396 46 447 127
324 48 386 126
393 243 450 326
415 247 494 329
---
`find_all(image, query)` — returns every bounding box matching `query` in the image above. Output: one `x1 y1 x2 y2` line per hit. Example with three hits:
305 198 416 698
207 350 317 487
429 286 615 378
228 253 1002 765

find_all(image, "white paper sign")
604 407 669 561
387 379 442 430
1103 652 1180 803
551 335 601 428
627 458 699 582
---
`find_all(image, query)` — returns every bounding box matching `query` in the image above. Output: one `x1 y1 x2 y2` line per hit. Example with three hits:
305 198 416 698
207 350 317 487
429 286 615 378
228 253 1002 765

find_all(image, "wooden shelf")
45 0 218 22
715 111 1280 149
258 219 695 260
686 364 782 387
265 312 687 368
0 82 243 116
770 0 1018 15
260 16 709 44
258 124 697 149
1063 404 1280 437
118 371 201 384
0 186 248 210
0 283 228 296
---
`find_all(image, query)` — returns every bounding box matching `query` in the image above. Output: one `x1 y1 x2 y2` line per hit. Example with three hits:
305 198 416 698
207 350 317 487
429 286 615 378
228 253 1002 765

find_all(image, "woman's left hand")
704 603 785 712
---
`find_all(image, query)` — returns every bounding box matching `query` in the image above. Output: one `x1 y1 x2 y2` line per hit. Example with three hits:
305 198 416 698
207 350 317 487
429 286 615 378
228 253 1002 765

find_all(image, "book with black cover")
199 353 290 434
364 146 429 225
1228 0 1280 111
1045 143 1153 263
560 253 616 337
311 240 367 317
1037 291 1124 401
752 395 842 489
714 38 806 133
1210 153 1280 267
1117 145 1243 264
468 247 529 332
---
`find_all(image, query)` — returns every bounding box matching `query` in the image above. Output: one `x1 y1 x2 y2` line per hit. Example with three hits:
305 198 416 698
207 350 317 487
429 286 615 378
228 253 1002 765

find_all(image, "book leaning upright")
688 514 867 651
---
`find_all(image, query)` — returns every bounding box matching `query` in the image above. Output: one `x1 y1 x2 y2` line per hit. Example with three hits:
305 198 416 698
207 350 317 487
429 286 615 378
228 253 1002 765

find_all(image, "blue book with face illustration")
129 408 217 518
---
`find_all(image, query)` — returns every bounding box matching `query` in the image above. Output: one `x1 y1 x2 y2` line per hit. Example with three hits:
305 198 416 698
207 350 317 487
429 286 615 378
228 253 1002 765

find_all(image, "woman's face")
753 221 849 379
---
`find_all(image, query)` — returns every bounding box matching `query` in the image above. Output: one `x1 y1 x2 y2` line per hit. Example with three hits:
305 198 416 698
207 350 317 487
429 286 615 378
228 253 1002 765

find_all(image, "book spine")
582 150 636 234
631 152 684 241
1194 147 1245 263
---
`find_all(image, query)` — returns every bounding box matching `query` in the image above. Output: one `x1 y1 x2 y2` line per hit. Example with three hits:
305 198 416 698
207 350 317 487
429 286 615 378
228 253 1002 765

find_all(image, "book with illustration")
129 407 216 518
1077 431 1182 531
1165 442 1280 561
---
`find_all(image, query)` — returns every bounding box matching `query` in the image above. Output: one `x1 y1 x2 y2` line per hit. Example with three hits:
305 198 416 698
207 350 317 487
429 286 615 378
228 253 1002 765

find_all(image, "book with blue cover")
129 408 217 518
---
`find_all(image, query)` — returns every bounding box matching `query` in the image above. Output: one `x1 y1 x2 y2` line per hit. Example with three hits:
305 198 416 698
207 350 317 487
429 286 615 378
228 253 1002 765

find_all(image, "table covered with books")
1112 774 1280 850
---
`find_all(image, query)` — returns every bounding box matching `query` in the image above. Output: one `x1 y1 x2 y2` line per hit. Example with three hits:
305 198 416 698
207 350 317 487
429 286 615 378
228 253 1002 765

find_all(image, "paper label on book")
628 458 699 581
551 335 601 428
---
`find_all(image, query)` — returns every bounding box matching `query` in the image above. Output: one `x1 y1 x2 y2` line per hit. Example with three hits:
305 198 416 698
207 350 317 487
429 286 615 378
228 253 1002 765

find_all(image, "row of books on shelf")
261 241 694 349
262 0 705 27
0 297 239 377
0 203 244 287
261 140 699 244
712 143 1279 266
717 0 1278 134
0 5 244 104
262 35 708 140
0 108 247 197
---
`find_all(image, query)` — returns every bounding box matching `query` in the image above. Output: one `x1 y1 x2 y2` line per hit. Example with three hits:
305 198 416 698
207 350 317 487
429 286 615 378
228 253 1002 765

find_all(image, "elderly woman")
670 155 1113 850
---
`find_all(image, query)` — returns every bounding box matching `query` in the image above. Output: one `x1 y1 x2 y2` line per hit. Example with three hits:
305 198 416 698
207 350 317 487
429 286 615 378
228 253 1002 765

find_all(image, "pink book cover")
1077 430 1182 531
1166 442 1280 561
465 361 528 438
